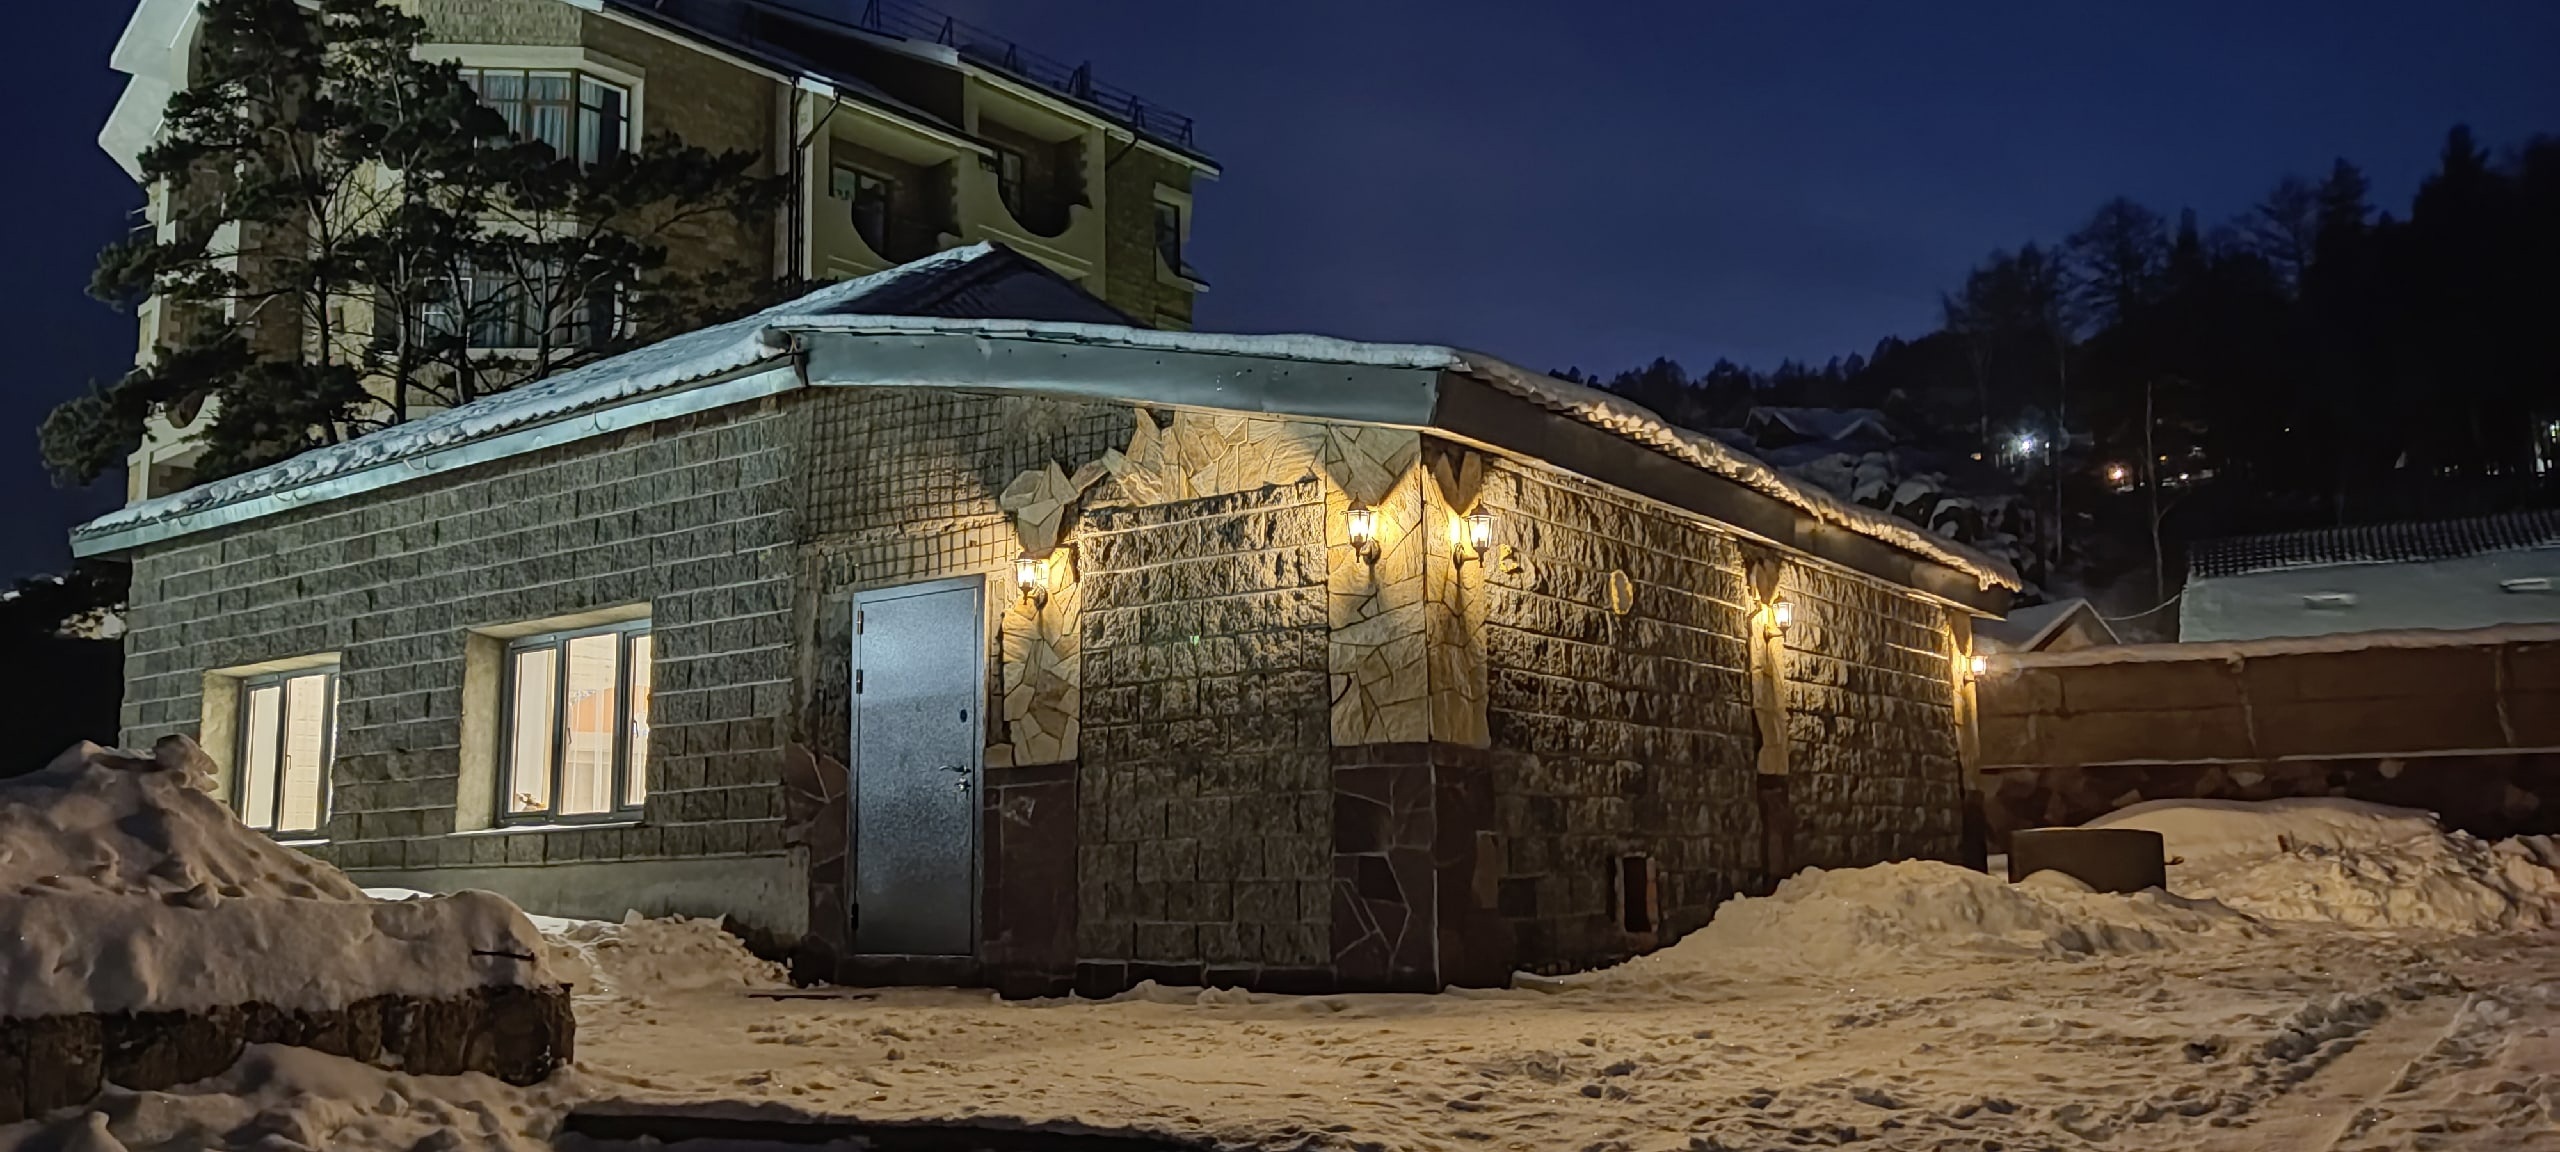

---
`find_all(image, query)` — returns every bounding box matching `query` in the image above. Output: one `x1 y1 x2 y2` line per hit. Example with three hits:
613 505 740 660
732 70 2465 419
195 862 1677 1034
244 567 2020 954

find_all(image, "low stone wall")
0 984 572 1124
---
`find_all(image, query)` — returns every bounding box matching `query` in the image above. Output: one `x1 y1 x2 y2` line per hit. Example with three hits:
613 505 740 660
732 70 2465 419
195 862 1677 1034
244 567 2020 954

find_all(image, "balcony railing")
845 0 1200 153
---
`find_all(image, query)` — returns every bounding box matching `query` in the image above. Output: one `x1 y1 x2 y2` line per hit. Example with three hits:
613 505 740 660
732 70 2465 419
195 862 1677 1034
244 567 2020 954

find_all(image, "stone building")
76 248 2020 996
104 0 1217 501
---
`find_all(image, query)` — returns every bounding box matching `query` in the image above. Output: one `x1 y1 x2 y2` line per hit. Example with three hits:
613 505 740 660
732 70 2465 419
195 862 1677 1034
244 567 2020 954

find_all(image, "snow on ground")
14 790 2560 1150
2094 797 2560 933
0 741 551 1018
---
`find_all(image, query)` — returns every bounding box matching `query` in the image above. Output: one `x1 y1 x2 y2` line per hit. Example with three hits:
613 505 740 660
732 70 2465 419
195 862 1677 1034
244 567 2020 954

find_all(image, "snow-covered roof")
2188 510 2560 580
74 253 2021 595
1746 406 1894 443
71 246 1006 553
1975 598 2115 652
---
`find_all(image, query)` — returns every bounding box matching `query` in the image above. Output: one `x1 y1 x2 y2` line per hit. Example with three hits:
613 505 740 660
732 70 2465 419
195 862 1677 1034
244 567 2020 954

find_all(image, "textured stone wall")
582 15 782 291
1474 462 1767 971
119 402 801 932
1101 149 1196 327
1776 565 1967 871
418 0 582 46
1076 479 1334 989
790 388 1125 970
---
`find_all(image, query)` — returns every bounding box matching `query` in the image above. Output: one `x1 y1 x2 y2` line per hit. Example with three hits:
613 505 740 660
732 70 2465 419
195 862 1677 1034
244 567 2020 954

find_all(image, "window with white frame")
501 620 652 821
235 666 337 834
460 69 630 167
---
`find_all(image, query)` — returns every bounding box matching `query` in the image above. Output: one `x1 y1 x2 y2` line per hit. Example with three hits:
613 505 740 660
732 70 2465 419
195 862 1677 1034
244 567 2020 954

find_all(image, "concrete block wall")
118 401 805 936
1777 565 1966 871
1101 150 1195 328
1075 481 1335 988
1474 462 1767 971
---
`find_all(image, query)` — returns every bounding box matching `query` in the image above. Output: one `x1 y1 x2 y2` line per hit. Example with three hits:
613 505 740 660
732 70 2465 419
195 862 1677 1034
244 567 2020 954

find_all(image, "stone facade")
114 382 1979 994
119 402 805 934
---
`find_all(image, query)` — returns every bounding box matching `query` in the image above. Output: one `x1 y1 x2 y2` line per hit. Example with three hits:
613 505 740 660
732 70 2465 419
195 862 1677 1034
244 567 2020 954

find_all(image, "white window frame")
234 665 338 836
497 618 653 825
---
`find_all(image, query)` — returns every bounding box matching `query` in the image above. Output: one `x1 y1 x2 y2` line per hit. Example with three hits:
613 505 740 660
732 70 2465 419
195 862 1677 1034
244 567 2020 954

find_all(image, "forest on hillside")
1564 127 2560 631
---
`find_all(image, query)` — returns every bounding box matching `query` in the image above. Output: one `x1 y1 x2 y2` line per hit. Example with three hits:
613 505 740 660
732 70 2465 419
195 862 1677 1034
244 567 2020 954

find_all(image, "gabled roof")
1745 407 1894 444
1975 598 2116 652
74 252 2022 602
2188 510 2560 580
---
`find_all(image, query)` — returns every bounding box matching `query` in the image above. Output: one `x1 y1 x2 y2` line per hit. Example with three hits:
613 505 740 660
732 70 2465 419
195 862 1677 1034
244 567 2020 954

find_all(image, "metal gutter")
71 364 803 559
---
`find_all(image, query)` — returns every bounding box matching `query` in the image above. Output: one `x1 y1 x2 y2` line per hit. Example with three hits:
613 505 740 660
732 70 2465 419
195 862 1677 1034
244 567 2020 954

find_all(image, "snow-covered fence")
1973 625 2560 847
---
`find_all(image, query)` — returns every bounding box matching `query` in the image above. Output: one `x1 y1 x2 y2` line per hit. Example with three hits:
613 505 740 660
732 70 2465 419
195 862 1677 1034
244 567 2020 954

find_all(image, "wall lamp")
1461 511 1495 561
1967 653 1988 681
1766 599 1794 638
1016 554 1050 608
1346 506 1382 564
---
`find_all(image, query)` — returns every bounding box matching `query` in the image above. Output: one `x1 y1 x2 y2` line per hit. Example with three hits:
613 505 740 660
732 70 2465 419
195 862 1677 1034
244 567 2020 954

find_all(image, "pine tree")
43 0 782 487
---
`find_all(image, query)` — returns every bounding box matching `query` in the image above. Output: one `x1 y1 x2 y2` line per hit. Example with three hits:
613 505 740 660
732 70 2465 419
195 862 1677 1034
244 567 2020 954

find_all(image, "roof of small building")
1744 407 1895 444
72 248 2021 597
1974 598 2116 653
2187 510 2560 580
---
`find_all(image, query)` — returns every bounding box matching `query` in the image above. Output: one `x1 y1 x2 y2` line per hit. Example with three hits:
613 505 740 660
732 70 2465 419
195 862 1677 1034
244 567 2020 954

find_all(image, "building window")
461 69 629 166
422 258 619 353
236 666 337 835
992 145 1027 216
1153 198 1184 273
501 620 652 821
831 165 897 257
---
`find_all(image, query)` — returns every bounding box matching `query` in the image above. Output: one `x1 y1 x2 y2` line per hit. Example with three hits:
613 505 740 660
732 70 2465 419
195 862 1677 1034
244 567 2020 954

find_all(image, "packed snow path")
568 918 2557 1151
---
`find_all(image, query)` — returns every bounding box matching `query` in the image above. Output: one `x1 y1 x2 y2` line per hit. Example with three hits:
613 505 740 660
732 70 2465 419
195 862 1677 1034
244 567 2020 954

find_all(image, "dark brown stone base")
0 983 573 1124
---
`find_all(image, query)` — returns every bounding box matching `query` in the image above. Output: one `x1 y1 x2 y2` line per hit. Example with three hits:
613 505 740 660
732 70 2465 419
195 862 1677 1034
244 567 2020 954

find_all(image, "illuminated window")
501 620 652 821
236 667 337 835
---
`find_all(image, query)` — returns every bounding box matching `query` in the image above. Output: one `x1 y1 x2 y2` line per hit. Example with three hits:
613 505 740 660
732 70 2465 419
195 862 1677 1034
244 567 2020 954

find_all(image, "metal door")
851 576 984 957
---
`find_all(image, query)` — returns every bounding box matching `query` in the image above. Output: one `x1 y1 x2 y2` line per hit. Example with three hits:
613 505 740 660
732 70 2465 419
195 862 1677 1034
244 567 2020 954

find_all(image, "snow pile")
530 912 787 1000
0 1045 569 1152
2091 798 2560 933
0 740 553 1017
1595 860 2251 985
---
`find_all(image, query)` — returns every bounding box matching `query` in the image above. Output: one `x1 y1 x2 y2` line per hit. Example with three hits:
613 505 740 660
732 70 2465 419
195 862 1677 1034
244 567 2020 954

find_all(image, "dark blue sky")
6 1 2554 579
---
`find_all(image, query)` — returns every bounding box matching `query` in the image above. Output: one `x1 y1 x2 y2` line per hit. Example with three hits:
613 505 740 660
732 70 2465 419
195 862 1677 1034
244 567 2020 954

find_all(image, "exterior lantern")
1769 599 1794 636
1016 555 1047 607
1346 506 1381 563
1968 653 1988 680
1465 511 1495 556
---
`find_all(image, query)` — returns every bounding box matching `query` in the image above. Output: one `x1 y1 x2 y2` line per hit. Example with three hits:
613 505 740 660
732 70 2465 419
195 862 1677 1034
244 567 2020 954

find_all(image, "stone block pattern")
1777 564 1966 870
118 404 800 917
1101 151 1197 327
1076 481 1334 986
418 0 582 45
791 389 1128 964
1475 463 1765 972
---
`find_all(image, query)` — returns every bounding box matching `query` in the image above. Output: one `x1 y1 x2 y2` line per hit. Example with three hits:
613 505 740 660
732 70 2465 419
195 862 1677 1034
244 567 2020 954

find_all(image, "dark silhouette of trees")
1574 126 2560 628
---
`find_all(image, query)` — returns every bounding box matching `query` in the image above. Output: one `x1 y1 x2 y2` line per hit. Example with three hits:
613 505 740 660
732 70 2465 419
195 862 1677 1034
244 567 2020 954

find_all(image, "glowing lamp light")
2106 464 2129 485
1016 555 1047 605
2014 434 2038 456
1346 506 1381 563
1968 654 1988 680
1768 599 1795 637
1465 511 1494 555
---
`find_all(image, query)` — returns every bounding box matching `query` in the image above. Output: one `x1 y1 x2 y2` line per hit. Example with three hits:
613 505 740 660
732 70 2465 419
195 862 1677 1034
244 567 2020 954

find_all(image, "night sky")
5 1 2554 580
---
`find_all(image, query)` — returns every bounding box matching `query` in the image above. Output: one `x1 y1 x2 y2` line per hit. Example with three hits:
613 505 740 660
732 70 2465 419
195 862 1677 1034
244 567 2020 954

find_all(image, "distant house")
1742 407 1897 452
1975 598 2116 654
2180 511 2560 641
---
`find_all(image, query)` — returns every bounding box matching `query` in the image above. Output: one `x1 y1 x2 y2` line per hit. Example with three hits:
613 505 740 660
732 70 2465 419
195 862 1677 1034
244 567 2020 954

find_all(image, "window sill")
275 837 330 849
452 819 644 837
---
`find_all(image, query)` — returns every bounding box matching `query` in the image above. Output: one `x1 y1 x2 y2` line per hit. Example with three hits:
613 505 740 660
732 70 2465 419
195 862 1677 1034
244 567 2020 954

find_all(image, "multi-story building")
100 0 1218 502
